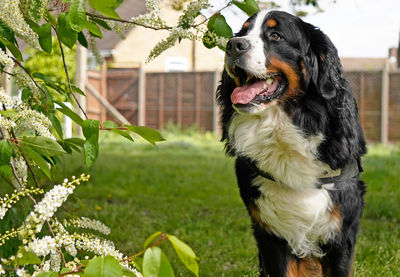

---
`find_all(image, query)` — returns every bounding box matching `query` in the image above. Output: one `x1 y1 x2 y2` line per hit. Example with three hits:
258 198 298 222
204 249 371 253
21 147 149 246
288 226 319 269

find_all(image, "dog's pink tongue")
231 80 265 104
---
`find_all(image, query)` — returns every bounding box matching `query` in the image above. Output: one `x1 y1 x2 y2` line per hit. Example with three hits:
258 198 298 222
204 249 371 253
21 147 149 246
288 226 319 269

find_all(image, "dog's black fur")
217 10 367 276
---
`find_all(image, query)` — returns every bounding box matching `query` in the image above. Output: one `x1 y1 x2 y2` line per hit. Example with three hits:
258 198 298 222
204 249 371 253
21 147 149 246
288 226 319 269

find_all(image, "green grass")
1 131 400 276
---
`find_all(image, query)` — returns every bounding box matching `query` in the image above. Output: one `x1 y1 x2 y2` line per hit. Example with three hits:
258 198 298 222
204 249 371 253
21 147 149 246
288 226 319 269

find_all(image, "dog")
217 10 367 277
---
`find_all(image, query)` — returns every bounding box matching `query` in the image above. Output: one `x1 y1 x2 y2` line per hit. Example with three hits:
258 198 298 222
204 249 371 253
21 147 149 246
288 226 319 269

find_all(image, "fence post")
381 61 390 144
74 44 87 136
212 70 221 134
137 66 146 126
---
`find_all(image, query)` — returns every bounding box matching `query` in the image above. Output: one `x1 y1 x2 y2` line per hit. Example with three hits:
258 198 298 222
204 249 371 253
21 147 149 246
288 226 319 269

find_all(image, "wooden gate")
105 68 141 125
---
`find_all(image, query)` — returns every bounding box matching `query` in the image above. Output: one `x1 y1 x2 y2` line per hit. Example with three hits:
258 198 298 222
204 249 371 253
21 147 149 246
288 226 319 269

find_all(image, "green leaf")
21 136 66 157
57 13 78 48
0 36 23 61
143 232 162 249
168 235 199 277
88 0 121 19
125 125 165 146
0 140 12 165
232 0 260 16
71 85 86 96
23 147 51 179
121 267 136 277
102 120 118 129
111 129 134 142
83 135 98 167
84 21 103 38
143 247 175 277
0 110 17 118
207 14 232 39
0 164 13 180
202 30 217 49
48 113 63 139
90 18 112 30
64 137 85 147
55 101 84 126
35 272 58 277
83 119 100 139
38 23 53 53
69 0 87 32
15 246 41 265
84 255 123 277
78 31 88 48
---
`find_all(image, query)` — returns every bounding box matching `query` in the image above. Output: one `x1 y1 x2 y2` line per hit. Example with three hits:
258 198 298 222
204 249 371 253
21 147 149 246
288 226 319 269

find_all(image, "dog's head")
224 10 342 114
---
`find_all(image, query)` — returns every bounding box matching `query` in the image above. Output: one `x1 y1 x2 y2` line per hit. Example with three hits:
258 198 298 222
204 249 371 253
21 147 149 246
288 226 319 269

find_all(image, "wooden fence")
86 67 400 143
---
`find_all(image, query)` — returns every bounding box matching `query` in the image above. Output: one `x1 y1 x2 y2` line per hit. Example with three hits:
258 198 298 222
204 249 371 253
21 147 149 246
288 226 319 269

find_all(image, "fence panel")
145 72 216 131
86 70 104 122
344 71 382 141
86 68 400 142
105 68 139 124
389 72 400 141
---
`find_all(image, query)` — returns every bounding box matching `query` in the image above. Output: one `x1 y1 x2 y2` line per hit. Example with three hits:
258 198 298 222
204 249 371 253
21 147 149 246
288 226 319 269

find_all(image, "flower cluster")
0 86 55 140
0 0 40 48
17 103 56 140
12 156 28 188
14 68 42 98
19 0 50 22
147 26 195 62
0 48 14 68
64 217 111 235
178 0 210 28
0 187 44 220
21 175 89 238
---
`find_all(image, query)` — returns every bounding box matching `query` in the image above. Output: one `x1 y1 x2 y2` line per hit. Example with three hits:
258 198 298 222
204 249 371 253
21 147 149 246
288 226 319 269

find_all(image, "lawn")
2 130 400 276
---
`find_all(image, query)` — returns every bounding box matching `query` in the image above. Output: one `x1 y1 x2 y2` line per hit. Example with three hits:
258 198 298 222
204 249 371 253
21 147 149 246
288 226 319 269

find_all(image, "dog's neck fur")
228 102 326 190
228 102 340 257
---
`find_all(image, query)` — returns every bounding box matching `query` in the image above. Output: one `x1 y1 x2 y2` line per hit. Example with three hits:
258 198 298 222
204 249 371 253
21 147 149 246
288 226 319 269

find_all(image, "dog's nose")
226 38 250 58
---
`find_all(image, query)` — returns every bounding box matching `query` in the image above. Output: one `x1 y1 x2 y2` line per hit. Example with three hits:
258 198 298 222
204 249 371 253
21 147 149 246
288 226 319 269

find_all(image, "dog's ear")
304 24 343 99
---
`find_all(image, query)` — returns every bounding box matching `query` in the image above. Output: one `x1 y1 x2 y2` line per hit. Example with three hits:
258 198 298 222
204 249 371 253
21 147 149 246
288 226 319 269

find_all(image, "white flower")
16 268 29 277
28 236 57 256
0 264 5 275
0 0 40 48
14 69 42 98
0 48 14 68
64 217 111 235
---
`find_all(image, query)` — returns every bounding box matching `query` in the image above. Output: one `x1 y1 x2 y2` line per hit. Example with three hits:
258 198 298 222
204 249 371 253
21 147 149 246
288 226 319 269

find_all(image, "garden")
1 0 399 276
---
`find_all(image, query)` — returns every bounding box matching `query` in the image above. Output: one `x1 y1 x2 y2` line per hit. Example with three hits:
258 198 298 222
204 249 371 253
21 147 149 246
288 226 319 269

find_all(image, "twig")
53 26 88 119
86 12 172 31
124 233 168 262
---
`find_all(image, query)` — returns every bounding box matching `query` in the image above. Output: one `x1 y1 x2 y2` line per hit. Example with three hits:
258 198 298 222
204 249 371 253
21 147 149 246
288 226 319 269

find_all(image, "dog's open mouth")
230 66 287 106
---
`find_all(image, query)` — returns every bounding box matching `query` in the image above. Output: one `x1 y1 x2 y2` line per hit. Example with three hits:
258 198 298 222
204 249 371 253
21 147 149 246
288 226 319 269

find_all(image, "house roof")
96 0 147 51
340 57 387 71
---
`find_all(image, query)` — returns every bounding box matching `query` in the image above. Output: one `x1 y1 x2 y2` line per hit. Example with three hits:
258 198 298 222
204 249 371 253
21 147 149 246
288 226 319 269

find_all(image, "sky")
205 0 400 58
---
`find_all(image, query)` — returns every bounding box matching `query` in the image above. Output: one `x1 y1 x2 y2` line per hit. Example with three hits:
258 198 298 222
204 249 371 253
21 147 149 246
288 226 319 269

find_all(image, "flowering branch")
86 12 172 31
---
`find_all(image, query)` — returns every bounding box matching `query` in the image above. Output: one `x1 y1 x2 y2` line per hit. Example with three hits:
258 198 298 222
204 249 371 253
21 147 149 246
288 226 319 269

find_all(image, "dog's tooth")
266 77 274 85
246 77 250 83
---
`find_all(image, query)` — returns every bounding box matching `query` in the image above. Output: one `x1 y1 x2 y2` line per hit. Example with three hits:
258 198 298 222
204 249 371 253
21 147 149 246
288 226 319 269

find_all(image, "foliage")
24 39 75 85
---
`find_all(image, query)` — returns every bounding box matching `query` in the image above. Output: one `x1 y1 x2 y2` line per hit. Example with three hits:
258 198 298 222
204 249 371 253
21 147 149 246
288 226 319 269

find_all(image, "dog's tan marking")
267 56 302 98
266 18 277 27
242 21 250 29
287 257 323 277
248 203 270 230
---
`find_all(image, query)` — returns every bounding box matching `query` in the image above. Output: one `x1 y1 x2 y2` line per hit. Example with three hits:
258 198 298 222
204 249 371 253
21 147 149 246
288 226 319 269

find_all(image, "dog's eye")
269 32 281 41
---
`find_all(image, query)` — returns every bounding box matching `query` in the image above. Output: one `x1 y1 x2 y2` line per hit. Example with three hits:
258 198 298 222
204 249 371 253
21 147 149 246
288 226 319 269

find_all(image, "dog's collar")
241 157 362 189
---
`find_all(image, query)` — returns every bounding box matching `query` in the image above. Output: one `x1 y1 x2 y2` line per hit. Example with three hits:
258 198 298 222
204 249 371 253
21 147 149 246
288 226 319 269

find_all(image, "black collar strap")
242 157 362 189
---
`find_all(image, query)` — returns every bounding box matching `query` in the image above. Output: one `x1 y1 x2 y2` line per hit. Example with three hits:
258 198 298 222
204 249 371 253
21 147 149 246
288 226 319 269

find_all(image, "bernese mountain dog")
217 10 367 277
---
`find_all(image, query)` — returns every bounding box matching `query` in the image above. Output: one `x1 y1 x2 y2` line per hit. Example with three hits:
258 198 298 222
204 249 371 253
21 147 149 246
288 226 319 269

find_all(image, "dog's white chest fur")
228 104 339 257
